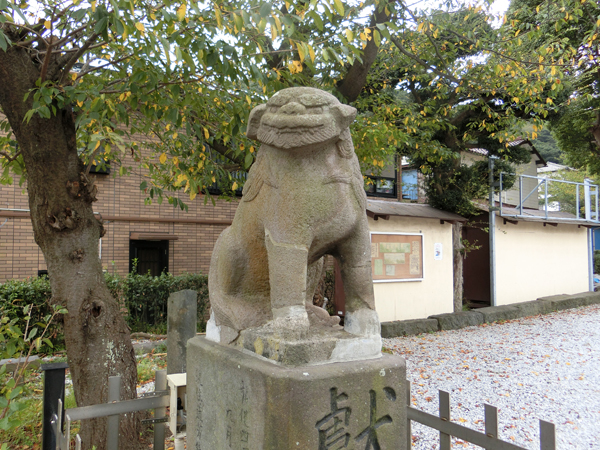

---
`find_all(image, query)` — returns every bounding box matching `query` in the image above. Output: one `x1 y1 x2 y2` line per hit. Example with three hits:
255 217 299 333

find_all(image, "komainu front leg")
265 229 310 336
337 232 381 337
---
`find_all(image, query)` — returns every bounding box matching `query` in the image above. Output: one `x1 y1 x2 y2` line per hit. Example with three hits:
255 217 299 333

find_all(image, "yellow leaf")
190 189 197 201
308 44 315 63
135 22 145 32
159 153 167 164
249 146 255 153
172 132 178 139
72 73 78 81
345 29 354 41
173 156 179 165
232 182 238 191
176 4 186 22
272 14 282 34
203 127 209 140
150 13 156 20
297 44 305 62
91 0 96 12
214 6 222 29
546 98 553 104
532 132 538 140
44 20 51 30
212 176 216 183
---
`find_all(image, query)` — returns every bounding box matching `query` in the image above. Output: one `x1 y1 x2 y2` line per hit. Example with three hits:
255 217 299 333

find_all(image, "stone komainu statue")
207 87 380 344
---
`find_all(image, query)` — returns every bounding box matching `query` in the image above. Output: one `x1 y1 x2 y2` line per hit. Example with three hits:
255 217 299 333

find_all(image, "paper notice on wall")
411 240 420 255
434 243 443 261
374 259 384 276
409 254 420 275
383 253 406 265
385 265 396 276
371 243 379 258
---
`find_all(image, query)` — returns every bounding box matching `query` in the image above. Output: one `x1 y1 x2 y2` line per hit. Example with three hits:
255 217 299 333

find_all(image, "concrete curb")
381 291 600 338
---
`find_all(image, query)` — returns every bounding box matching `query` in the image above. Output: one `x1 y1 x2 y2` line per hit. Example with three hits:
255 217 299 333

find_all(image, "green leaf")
9 386 23 400
373 29 381 47
244 151 253 169
259 2 271 17
333 0 345 16
0 30 10 52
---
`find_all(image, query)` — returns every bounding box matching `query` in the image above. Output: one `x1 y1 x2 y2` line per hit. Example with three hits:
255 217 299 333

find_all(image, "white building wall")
368 216 455 321
494 220 589 305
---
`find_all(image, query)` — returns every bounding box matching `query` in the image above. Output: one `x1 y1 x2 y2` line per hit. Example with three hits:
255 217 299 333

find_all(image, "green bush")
0 271 210 346
109 271 210 334
0 277 60 353
595 250 600 275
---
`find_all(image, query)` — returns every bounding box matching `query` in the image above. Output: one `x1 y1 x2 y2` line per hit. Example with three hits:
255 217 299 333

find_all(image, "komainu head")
246 87 357 151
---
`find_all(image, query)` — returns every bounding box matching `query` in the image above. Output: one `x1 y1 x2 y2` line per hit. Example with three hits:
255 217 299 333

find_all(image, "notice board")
370 232 424 282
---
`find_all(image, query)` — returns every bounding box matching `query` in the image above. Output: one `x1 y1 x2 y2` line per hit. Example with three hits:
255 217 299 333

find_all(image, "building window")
365 176 397 198
129 240 169 276
401 169 419 201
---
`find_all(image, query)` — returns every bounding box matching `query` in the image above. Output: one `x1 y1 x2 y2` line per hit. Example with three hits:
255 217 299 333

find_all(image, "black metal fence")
406 380 556 450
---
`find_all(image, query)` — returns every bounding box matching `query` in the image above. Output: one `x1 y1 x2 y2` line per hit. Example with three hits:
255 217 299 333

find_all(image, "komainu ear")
329 104 357 130
247 104 267 140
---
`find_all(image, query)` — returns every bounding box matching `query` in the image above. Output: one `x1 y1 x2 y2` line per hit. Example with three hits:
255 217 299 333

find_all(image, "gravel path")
383 304 600 449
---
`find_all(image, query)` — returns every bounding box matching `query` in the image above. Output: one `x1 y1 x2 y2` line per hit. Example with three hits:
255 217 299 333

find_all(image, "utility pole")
489 156 498 306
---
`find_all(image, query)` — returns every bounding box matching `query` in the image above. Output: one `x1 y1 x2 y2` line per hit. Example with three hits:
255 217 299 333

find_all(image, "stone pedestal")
187 337 407 450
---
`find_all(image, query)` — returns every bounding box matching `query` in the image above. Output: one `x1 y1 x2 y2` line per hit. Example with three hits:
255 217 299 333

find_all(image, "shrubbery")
0 271 210 351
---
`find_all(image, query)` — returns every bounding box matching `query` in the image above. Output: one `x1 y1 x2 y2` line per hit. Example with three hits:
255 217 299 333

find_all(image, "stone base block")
477 305 521 323
381 319 439 338
236 326 382 367
187 336 407 450
428 311 484 331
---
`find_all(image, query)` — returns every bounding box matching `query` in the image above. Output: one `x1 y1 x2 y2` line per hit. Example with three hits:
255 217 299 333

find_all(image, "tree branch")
336 8 391 103
55 32 100 84
0 150 22 163
389 35 461 84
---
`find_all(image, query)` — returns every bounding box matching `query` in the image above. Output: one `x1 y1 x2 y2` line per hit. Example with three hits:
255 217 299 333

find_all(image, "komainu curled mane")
207 87 380 349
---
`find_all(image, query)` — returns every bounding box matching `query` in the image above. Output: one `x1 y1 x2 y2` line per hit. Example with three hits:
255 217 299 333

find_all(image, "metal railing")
499 173 600 223
50 371 170 450
406 380 556 449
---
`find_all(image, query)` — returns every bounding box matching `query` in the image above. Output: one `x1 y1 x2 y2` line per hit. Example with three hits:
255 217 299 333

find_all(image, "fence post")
107 375 121 450
41 362 68 450
439 391 451 450
154 370 167 450
167 290 197 374
406 381 412 450
540 420 556 450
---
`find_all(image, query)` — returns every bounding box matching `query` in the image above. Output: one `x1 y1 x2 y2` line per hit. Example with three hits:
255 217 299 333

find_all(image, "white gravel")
383 304 600 449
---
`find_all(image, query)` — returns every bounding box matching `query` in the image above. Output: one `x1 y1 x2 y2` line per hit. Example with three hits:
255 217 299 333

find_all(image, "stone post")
167 289 197 374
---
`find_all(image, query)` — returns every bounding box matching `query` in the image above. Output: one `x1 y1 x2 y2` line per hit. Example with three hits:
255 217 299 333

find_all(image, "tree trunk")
452 222 464 312
0 39 140 450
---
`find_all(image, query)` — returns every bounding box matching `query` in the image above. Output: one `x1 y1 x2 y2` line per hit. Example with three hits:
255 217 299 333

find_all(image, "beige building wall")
368 215 455 322
494 220 589 305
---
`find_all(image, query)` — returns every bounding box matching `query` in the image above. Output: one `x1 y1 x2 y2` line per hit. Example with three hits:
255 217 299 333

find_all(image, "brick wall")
0 146 239 282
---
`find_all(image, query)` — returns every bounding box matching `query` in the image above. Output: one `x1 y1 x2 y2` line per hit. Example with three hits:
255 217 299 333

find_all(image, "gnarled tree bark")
0 29 140 450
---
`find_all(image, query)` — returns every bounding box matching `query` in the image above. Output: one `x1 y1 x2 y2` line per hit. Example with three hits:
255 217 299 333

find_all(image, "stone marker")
188 87 406 449
167 289 197 374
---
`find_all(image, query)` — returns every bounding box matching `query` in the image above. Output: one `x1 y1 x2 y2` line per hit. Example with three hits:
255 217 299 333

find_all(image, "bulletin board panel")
370 232 424 282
